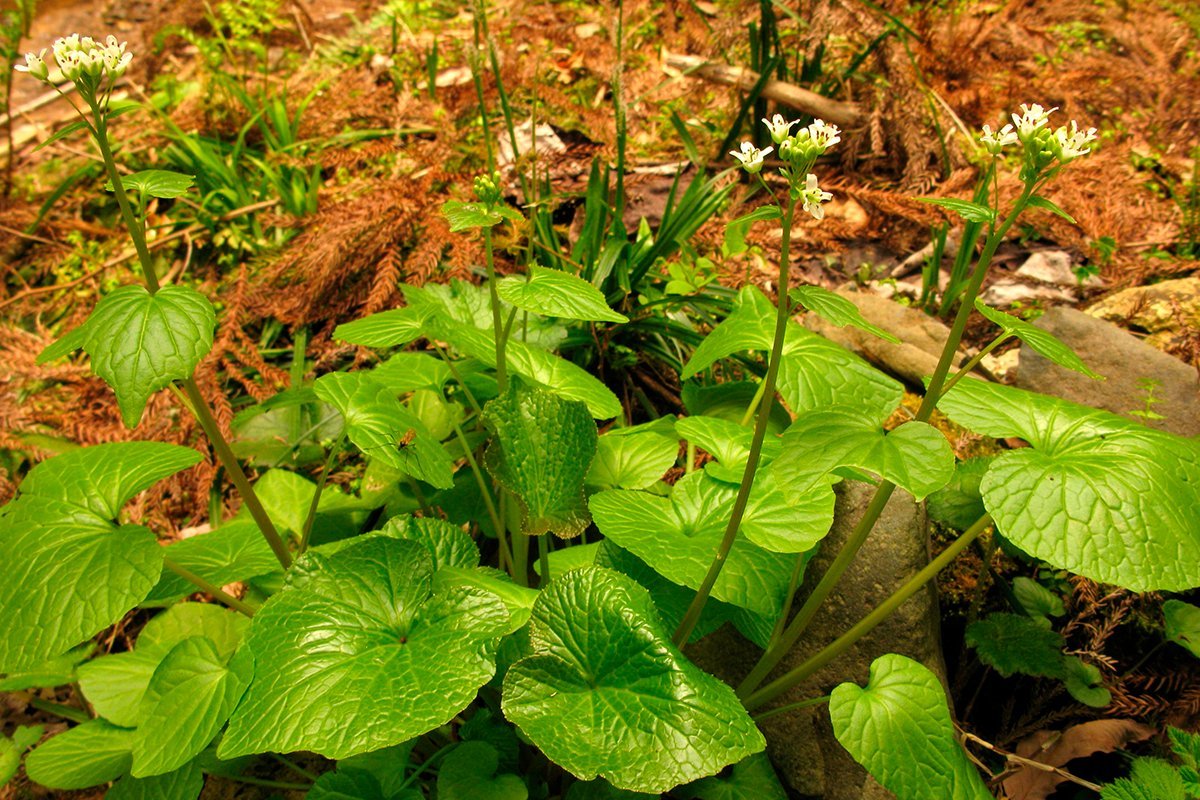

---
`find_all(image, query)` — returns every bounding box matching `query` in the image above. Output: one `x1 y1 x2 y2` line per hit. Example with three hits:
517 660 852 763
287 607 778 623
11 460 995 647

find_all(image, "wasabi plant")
5 32 1198 798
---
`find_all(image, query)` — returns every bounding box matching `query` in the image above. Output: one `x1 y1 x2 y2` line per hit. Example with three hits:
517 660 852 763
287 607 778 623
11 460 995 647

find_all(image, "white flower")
805 119 841 151
730 141 772 174
762 114 797 144
799 173 832 220
14 50 49 81
1052 120 1097 161
1011 103 1056 140
980 123 1017 154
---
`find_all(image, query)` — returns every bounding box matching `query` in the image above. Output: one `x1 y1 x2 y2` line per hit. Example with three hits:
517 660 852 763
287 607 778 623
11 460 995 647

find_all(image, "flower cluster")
979 103 1097 173
730 114 840 220
472 172 502 207
15 34 132 92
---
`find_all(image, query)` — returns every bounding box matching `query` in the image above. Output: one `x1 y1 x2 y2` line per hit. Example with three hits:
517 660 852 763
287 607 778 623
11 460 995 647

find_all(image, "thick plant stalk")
673 199 796 648
163 557 256 617
483 226 508 391
90 107 158 292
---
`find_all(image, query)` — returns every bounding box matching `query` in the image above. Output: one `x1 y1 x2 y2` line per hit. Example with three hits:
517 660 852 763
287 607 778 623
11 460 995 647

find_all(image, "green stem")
751 693 830 722
484 226 508 392
29 698 91 724
179 378 293 569
397 742 457 792
270 754 319 782
743 514 992 711
224 774 311 791
432 343 483 417
739 375 768 427
767 551 807 652
449 416 508 569
298 433 345 555
738 183 1035 697
163 557 257 617
939 333 1009 398
538 533 551 585
673 199 795 648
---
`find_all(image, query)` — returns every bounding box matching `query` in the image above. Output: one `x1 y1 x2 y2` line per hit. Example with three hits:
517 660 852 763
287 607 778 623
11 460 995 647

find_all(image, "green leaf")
589 473 797 616
1062 657 1111 708
830 654 991 800
0 442 199 673
146 520 277 603
484 382 597 538
926 457 991 530
1101 758 1187 800
1165 600 1200 658
587 423 679 491
937 379 1200 591
1169 726 1200 766
219 537 509 759
722 206 780 257
502 567 765 793
683 286 902 422
34 119 88 152
437 741 528 800
0 725 43 787
974 300 1101 379
108 762 204 800
536 541 601 578
132 638 249 776
441 199 522 231
24 720 133 790
37 285 216 427
110 169 195 199
371 352 453 394
920 197 997 223
0 644 93 691
966 613 1065 678
675 415 781 484
790 286 900 343
1027 194 1078 224
1012 577 1065 620
771 407 955 501
382 514 480 570
337 742 416 798
498 266 628 323
680 753 788 800
333 305 432 348
434 566 539 633
314 372 455 489
308 768 389 800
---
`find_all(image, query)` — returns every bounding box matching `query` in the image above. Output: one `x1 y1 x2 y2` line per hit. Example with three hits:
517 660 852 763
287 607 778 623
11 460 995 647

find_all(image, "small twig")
958 728 1103 792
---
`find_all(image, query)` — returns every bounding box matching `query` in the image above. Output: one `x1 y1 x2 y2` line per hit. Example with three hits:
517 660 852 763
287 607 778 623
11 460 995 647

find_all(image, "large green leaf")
108 762 204 800
682 286 902 422
0 443 199 673
587 422 680 491
0 644 92 691
926 457 991 531
146 520 277 603
484 382 597 538
314 372 455 489
674 415 782 484
680 753 788 800
219 537 509 759
770 407 955 501
830 654 991 800
24 720 133 790
974 299 1101 379
497 266 627 323
334 305 433 348
437 741 528 800
381 514 480 570
589 473 798 616
132 638 248 776
1101 758 1188 800
38 285 215 427
502 567 765 793
371 352 453 394
790 286 899 343
111 169 195 199
308 769 390 800
1165 600 1200 658
937 379 1200 591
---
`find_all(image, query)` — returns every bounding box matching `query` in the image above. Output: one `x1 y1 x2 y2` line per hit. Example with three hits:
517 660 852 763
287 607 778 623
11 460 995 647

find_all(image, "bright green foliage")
0 442 199 673
336 742 416 798
24 720 133 790
433 566 539 632
674 415 782 484
220 537 509 759
309 768 391 800
37 285 216 427
926 457 991 530
0 644 92 691
460 709 520 772
334 305 431 348
966 613 1065 677
1101 758 1187 800
921 197 996 223
938 379 1200 591
498 266 628 323
683 286 902 421
251 468 368 538
790 286 899 343
437 741 528 800
146 520 277 603
1062 657 1111 707
1165 600 1200 657
771 407 955 501
680 753 788 800
1012 577 1065 622
587 421 679 491
484 382 597 538
314 372 455 489
0 725 42 787
974 300 1102 379
382 515 480 570
372 352 453 393
830 655 991 800
1168 728 1200 796
502 567 765 793
589 473 797 616
441 199 522 231
132 638 249 776
111 169 195 199
107 762 204 800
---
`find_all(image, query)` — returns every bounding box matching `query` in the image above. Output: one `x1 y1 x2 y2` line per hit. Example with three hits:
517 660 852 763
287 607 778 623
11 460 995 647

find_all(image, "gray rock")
1015 306 1200 437
688 482 942 799
1016 250 1075 285
978 278 1075 307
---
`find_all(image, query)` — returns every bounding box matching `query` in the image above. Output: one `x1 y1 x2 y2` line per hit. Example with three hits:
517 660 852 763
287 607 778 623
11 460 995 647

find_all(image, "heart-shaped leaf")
830 654 991 800
0 443 199 673
683 287 901 422
770 407 955 501
441 199 523 231
679 753 788 800
937 379 1200 591
484 382 597 538
502 567 765 793
381 515 480 570
437 741 528 800
146 520 278 603
674 415 782 484
333 305 433 348
24 720 133 790
219 537 509 759
314 372 455 489
790 286 899 343
587 422 680 491
38 285 216 427
498 265 628 323
926 457 991 531
110 169 195 199
974 300 1101 379
108 762 204 800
